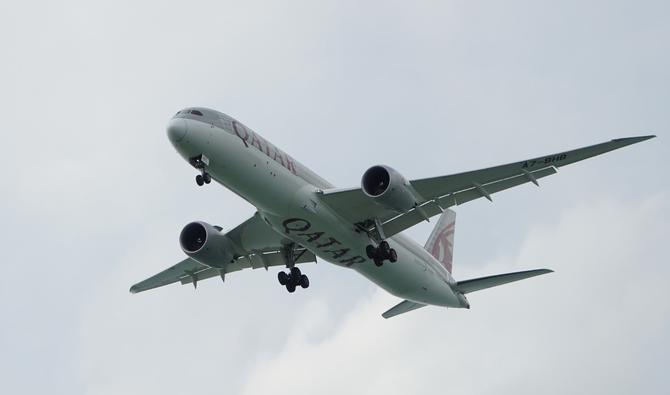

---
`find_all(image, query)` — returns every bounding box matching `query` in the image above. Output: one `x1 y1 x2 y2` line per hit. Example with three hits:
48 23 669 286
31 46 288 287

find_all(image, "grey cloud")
239 195 670 395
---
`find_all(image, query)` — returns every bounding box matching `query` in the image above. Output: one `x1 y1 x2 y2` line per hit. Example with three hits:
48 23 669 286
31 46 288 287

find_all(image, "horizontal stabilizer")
382 300 427 319
455 269 553 294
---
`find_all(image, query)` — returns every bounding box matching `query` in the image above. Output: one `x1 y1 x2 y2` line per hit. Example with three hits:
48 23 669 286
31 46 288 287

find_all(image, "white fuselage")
168 111 466 308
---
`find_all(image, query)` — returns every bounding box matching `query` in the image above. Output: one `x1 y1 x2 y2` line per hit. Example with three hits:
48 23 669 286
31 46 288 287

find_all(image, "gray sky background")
1 1 669 394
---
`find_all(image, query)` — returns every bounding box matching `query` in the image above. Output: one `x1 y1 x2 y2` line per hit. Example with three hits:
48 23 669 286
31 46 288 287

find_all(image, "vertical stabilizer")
424 209 456 273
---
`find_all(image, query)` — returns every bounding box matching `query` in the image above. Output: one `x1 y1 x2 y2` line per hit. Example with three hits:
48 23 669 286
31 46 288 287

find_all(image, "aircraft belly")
260 189 461 307
355 246 461 307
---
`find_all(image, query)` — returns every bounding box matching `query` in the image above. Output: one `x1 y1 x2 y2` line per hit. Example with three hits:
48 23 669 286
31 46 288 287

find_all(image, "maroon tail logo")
429 221 455 273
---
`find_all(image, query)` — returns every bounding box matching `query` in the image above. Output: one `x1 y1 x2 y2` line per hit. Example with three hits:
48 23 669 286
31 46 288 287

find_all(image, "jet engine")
179 221 235 268
361 165 420 213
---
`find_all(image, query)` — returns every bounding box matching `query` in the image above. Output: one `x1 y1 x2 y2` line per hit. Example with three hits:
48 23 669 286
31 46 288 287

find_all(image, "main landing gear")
277 243 310 293
190 154 211 186
277 267 309 293
366 241 397 267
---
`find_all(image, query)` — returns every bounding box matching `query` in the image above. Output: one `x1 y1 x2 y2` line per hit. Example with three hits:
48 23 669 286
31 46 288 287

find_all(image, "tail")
424 209 456 274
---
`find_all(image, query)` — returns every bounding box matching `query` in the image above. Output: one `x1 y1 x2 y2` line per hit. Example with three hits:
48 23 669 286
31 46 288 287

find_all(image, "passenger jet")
130 108 654 318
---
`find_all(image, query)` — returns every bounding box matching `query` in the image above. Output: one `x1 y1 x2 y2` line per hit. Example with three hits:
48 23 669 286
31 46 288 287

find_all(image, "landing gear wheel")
195 174 204 186
278 271 288 285
374 258 384 267
366 245 377 259
203 173 211 184
300 274 309 289
286 283 296 293
290 267 302 279
389 249 398 263
380 241 391 257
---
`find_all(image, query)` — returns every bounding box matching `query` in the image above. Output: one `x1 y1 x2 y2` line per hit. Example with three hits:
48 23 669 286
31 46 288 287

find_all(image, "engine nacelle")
179 221 235 268
361 165 419 213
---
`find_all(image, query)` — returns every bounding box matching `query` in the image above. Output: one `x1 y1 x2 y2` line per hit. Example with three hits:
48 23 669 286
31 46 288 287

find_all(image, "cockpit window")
190 110 203 116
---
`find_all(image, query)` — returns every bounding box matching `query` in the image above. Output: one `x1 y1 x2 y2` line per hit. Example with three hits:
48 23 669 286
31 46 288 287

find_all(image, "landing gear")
300 274 309 289
278 267 309 293
380 241 391 256
366 245 376 259
195 172 211 186
389 248 398 263
366 240 397 267
190 154 211 186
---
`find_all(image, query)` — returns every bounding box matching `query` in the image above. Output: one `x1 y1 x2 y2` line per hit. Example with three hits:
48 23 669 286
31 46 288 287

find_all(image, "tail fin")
424 209 456 273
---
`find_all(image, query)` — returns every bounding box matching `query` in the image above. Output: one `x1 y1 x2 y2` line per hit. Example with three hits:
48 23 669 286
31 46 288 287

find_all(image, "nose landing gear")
366 241 397 267
195 172 211 186
278 267 309 293
190 154 211 186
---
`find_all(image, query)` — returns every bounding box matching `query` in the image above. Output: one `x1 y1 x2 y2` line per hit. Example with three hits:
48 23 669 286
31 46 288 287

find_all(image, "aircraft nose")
167 118 188 143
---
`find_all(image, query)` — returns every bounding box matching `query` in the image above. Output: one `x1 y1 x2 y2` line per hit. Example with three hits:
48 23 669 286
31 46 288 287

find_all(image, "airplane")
130 107 655 318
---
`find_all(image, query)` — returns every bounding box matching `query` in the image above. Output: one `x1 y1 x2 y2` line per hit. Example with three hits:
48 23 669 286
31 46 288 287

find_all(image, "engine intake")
179 221 235 268
361 165 419 213
362 166 391 196
180 222 208 253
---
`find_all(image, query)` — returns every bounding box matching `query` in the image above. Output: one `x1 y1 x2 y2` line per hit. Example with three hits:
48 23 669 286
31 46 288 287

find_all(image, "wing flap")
455 268 553 294
179 248 317 286
441 166 557 207
179 266 223 285
381 166 557 238
130 258 207 293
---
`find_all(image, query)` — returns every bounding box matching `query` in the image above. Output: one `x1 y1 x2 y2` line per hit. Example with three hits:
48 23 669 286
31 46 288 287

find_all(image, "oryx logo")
428 221 454 273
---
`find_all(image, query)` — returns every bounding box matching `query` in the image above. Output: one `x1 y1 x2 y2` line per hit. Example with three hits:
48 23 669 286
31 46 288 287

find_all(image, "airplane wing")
318 135 654 239
129 213 316 293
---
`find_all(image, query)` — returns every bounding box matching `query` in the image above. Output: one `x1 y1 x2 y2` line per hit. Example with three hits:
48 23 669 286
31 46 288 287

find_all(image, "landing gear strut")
278 267 309 293
366 241 397 267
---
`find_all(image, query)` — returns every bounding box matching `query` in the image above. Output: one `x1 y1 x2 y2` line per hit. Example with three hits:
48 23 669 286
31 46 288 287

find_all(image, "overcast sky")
1 1 668 394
